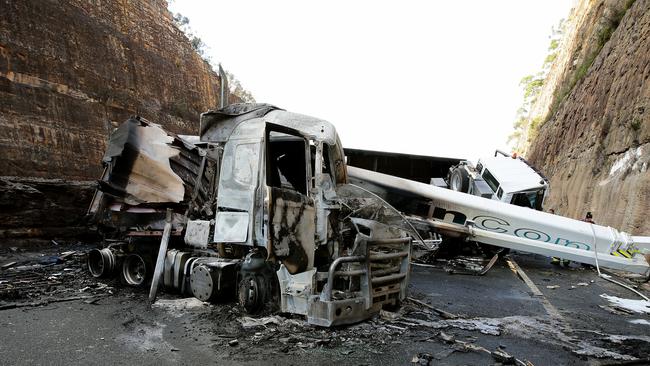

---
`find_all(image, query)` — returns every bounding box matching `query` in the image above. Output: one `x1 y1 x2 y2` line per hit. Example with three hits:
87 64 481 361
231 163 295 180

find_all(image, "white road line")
506 258 565 322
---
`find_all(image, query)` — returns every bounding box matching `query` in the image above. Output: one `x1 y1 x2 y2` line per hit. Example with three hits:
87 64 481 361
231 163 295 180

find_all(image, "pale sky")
169 0 573 160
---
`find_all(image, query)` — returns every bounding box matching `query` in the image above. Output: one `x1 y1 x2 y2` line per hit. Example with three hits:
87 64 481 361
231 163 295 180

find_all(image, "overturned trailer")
347 167 650 276
88 104 412 326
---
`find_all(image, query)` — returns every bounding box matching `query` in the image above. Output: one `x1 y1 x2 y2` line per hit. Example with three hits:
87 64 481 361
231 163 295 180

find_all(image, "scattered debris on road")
0 244 113 309
600 294 650 314
1 245 649 364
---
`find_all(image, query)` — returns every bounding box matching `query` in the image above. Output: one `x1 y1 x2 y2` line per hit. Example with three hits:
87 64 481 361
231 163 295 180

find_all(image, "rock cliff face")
0 177 96 246
0 0 224 180
527 0 650 234
0 0 230 245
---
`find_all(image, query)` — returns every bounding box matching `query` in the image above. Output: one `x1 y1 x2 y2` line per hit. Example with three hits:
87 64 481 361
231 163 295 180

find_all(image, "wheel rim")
451 172 461 191
88 248 114 278
123 254 147 286
239 275 262 313
245 278 258 305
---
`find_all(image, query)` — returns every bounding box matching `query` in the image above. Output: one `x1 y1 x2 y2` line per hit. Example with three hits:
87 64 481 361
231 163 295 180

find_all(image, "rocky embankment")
0 177 96 246
527 0 649 235
0 0 228 244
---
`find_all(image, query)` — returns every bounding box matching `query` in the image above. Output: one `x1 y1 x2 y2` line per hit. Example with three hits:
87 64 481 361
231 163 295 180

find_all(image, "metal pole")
149 208 172 303
219 64 229 109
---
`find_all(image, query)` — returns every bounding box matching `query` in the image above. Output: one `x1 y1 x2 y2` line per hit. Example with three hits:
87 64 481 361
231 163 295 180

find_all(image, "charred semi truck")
87 103 650 327
87 104 412 326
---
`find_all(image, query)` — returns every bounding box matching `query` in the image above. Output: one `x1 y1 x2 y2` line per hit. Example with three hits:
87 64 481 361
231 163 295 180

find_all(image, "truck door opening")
266 125 316 274
267 131 308 194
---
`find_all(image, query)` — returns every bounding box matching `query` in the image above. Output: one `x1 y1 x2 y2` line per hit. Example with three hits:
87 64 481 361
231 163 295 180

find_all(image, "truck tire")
238 273 266 314
122 253 150 286
449 167 470 193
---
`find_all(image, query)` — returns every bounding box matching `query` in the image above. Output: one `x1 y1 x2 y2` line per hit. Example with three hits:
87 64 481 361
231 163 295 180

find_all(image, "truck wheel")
122 254 149 286
88 248 116 278
238 274 266 314
449 167 469 193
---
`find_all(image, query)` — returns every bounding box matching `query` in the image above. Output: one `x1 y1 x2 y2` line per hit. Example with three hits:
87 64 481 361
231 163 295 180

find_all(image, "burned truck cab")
200 105 343 261
88 103 411 326
200 104 411 325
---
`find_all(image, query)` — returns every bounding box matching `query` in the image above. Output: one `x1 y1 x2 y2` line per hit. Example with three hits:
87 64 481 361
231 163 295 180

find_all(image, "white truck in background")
347 166 650 276
446 150 549 211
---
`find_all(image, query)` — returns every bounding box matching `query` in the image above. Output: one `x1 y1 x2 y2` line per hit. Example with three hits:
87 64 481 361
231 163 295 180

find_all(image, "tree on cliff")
225 71 255 103
171 11 255 103
173 13 208 60
508 19 564 154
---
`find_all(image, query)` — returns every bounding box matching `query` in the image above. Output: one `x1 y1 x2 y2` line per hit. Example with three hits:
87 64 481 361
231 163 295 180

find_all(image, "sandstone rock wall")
0 0 236 245
0 177 97 245
0 0 224 180
528 0 650 235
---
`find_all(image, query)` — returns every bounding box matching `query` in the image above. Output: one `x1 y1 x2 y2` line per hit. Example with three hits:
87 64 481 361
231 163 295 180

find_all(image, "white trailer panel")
348 166 650 275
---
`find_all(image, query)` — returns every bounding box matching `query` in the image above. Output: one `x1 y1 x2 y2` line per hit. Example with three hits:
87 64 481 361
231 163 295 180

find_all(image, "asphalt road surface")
1 249 649 365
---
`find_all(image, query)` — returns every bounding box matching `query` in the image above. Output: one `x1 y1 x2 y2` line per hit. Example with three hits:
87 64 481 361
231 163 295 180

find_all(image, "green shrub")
544 53 558 65
543 2 635 125
527 116 544 143
545 51 597 122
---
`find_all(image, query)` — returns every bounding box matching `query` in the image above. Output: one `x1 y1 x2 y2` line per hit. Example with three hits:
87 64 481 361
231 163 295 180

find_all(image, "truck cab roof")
478 155 547 194
200 103 340 145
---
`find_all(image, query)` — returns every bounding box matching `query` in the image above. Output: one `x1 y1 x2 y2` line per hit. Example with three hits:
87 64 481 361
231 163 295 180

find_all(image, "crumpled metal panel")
200 103 279 143
201 103 347 185
101 118 186 205
276 265 316 316
269 188 316 274
263 110 339 146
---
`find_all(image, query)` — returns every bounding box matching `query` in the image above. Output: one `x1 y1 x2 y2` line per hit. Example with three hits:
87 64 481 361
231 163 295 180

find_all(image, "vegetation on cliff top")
508 20 564 153
509 0 637 154
546 0 635 123
172 12 255 104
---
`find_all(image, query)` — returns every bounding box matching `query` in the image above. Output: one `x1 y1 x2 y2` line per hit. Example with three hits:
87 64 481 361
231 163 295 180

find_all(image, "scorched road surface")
1 250 649 365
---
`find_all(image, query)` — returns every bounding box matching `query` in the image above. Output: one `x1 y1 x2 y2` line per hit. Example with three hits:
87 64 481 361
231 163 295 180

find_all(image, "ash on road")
1 246 649 366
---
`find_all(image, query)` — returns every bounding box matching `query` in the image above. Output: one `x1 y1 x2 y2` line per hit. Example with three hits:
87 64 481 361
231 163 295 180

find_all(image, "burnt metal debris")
3 102 641 363
0 245 113 310
79 102 650 333
1 114 649 366
3 245 649 363
86 103 412 326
